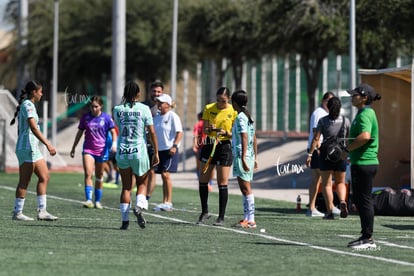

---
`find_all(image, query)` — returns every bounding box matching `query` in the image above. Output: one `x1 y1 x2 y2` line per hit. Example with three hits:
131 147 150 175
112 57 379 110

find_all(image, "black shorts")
147 144 155 159
109 153 117 165
307 148 320 169
199 140 232 167
155 149 179 173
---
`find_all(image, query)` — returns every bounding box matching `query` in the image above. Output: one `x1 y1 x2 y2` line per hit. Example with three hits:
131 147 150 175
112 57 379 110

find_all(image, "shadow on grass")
382 224 414 230
22 224 116 230
256 207 304 215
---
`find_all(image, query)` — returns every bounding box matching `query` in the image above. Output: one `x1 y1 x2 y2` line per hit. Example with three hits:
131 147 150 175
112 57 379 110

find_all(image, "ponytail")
10 80 42 125
231 90 254 125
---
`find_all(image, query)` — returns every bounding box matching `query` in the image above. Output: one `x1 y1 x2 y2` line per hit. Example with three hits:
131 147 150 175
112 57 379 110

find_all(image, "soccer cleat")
120 221 129 230
347 237 376 249
340 201 348 218
233 219 248 228
196 213 211 224
213 217 224 226
12 212 34 221
37 210 58 221
247 221 257 229
322 213 334 220
306 209 325 217
133 206 146 229
82 200 94 208
95 201 103 209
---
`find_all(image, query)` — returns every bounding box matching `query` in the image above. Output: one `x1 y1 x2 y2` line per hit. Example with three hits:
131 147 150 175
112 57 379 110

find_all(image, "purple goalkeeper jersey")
78 112 115 156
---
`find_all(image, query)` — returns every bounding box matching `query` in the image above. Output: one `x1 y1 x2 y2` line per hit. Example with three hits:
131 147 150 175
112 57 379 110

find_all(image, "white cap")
155 94 172 105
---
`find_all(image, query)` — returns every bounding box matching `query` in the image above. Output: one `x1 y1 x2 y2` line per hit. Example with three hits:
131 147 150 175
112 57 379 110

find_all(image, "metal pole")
51 0 59 146
43 101 48 160
0 119 5 172
411 60 414 190
182 69 189 171
350 0 356 119
170 0 179 99
17 0 28 99
112 0 126 106
283 55 289 140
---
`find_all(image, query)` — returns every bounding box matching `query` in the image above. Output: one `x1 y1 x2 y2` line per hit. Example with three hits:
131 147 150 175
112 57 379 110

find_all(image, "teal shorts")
16 149 43 166
116 156 150 177
232 156 254 182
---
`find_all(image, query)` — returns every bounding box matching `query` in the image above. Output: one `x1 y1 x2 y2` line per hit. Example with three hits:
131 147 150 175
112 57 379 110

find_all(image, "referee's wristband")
307 153 313 157
173 144 178 149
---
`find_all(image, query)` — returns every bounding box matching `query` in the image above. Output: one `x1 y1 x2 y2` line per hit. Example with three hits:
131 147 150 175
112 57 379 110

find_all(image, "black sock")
199 182 209 214
218 185 228 219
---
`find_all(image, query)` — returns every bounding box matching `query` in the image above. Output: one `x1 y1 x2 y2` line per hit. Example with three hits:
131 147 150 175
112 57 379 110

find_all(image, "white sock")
242 195 248 220
120 203 130 222
246 194 255 222
136 194 147 209
14 198 25 213
37 194 47 211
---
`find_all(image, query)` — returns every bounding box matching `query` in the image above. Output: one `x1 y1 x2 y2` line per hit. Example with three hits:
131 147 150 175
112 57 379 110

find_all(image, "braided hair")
231 90 254 125
122 81 140 108
10 80 42 126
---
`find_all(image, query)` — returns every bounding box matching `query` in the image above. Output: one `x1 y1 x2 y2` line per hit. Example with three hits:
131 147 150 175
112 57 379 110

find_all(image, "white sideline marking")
2 185 414 267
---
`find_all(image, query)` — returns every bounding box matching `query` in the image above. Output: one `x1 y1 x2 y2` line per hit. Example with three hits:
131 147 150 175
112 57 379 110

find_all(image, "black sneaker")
213 217 224 226
322 213 334 220
120 221 129 230
347 237 376 249
196 213 211 224
340 201 348 218
133 206 146 229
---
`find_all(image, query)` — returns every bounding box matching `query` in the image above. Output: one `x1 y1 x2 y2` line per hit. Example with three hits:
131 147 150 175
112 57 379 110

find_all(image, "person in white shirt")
152 94 183 211
306 91 334 217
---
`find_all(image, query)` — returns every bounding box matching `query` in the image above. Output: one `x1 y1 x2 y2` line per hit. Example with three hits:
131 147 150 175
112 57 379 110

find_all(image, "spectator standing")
306 91 334 217
142 81 164 202
10 80 58 221
197 87 237 226
113 81 159 230
70 96 117 209
345 83 381 249
230 90 258 229
152 94 183 211
306 97 350 219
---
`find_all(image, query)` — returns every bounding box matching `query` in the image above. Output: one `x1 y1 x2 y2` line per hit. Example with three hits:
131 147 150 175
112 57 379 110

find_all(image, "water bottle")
296 195 302 212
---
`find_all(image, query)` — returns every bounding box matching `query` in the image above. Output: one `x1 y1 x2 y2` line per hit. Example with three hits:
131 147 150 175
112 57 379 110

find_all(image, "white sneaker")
95 202 103 209
153 203 163 211
153 203 173 211
37 210 58 221
160 202 173 211
306 209 324 217
332 206 341 216
82 200 94 208
12 212 34 221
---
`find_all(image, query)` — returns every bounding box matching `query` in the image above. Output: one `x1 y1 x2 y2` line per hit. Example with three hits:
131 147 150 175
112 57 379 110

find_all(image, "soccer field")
1 172 414 276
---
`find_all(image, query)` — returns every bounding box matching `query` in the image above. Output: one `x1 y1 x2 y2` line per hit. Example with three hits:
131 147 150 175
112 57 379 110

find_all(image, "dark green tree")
355 0 414 69
4 0 194 101
182 0 261 90
258 0 349 121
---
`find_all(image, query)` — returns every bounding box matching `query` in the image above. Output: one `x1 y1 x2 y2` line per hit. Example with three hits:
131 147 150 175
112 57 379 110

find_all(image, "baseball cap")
347 83 375 98
155 94 172 105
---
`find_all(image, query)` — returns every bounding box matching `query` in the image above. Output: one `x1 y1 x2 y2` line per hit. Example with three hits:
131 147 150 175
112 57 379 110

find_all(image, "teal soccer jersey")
113 102 153 175
16 99 40 152
232 112 255 158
